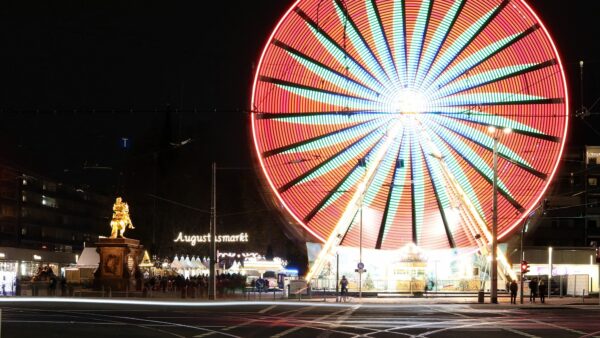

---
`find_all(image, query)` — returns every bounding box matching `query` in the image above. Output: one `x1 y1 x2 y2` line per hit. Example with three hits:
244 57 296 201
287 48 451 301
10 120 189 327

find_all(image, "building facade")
523 145 600 247
0 163 111 285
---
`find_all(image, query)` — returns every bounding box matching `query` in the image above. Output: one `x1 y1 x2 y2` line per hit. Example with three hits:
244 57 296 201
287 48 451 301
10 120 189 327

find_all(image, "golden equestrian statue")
110 197 135 239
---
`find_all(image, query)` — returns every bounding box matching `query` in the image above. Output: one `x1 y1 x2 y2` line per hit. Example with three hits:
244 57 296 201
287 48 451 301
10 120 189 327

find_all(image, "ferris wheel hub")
390 89 428 115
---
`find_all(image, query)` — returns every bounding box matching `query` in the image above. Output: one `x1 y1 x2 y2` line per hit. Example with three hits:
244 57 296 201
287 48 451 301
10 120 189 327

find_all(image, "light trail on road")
1 301 600 337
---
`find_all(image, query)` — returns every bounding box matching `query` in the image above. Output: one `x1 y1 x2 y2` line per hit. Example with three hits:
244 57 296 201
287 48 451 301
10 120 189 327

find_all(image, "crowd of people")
528 277 548 303
508 277 549 304
30 265 67 296
141 273 248 297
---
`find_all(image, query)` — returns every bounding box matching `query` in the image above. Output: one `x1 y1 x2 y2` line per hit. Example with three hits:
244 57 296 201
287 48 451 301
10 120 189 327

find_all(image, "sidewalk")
8 290 600 309
318 295 600 306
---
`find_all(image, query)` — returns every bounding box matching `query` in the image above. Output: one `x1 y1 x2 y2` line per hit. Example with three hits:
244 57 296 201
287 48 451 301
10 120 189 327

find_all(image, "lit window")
41 195 58 208
589 178 598 186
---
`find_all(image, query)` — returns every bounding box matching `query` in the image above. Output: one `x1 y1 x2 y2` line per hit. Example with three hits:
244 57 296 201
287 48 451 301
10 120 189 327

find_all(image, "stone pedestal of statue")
94 238 143 292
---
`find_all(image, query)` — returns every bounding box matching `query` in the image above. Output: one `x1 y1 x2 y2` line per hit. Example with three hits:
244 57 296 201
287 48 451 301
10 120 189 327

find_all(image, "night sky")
0 0 599 267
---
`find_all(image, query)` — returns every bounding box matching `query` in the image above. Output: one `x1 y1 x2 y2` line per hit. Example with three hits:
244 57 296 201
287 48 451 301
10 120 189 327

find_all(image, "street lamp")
357 164 367 300
487 125 512 304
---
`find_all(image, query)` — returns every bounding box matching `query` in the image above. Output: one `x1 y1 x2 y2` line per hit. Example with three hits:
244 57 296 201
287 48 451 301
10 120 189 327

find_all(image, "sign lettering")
173 232 249 246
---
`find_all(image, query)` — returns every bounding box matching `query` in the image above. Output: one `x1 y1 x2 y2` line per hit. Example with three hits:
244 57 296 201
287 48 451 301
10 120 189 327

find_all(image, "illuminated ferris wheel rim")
250 0 569 248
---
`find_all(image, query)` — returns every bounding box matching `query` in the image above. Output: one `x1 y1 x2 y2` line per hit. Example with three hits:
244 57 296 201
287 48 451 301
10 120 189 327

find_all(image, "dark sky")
0 0 598 162
0 0 599 260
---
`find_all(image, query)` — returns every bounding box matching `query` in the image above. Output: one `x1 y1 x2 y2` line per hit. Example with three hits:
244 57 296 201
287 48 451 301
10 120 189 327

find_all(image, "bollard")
560 275 563 298
102 285 105 298
108 287 112 298
478 291 485 303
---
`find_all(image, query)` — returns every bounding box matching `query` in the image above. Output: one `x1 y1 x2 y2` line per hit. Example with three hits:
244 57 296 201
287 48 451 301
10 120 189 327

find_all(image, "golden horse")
110 197 135 238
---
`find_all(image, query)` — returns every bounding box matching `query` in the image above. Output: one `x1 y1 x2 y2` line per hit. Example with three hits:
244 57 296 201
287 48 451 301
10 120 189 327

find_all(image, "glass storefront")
0 261 18 295
309 244 488 292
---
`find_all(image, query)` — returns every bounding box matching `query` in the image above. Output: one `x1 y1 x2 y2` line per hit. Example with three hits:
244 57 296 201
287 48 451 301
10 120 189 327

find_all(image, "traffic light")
520 260 530 274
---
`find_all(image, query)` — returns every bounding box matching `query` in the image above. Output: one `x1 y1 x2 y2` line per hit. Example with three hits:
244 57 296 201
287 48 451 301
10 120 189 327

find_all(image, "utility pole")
336 253 339 302
488 126 511 304
208 162 217 300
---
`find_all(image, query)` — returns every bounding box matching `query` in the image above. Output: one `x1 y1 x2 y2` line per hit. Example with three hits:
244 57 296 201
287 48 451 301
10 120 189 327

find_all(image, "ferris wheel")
251 0 568 256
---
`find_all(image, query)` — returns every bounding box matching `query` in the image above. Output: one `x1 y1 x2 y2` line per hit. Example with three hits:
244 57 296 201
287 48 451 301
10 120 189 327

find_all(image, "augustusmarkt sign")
173 232 249 246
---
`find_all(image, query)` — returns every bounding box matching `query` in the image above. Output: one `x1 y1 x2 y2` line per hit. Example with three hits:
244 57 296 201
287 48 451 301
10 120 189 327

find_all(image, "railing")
309 278 484 293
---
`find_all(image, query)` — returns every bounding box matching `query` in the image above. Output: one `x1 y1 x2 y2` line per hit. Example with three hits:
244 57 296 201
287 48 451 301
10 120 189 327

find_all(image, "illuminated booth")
309 243 490 292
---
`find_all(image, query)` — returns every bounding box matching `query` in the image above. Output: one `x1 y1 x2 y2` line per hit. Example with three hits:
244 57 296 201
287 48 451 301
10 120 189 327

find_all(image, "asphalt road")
1 300 599 338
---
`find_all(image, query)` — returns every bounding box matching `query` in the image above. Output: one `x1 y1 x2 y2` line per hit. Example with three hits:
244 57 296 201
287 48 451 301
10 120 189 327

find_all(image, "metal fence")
309 278 483 293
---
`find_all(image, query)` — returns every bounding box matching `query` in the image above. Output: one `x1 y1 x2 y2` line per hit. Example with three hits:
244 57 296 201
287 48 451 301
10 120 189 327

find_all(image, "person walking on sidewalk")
340 275 349 302
510 280 518 304
538 280 547 304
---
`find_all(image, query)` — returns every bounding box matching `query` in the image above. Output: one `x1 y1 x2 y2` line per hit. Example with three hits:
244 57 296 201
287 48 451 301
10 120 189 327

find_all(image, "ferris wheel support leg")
305 121 403 282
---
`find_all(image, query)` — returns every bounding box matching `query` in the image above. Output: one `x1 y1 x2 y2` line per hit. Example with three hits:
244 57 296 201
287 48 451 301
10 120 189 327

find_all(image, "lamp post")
548 246 553 299
520 219 526 304
357 159 367 299
358 182 366 299
359 198 363 299
488 126 512 304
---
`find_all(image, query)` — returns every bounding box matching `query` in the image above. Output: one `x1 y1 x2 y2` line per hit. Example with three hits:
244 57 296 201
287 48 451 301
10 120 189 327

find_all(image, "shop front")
0 247 78 294
308 243 494 293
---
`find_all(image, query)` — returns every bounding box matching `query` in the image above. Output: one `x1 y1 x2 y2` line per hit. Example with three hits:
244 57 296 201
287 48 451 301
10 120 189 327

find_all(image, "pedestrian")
538 280 547 304
60 277 67 297
49 277 57 296
340 275 349 302
529 278 538 303
510 280 518 304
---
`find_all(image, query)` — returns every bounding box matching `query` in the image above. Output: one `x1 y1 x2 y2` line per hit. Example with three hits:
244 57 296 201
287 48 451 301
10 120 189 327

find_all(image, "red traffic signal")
520 260 530 274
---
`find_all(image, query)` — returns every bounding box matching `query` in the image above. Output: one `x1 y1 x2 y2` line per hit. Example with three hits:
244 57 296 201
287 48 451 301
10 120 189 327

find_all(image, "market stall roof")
243 259 284 272
139 250 153 267
76 247 100 267
183 256 194 269
195 257 208 270
228 260 241 273
171 256 183 270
